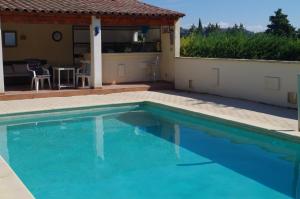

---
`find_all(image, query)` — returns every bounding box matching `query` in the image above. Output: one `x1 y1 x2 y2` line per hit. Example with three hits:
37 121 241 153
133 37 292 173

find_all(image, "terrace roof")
0 0 184 18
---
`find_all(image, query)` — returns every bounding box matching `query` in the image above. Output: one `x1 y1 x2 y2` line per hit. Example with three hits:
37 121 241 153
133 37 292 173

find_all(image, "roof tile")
0 0 185 17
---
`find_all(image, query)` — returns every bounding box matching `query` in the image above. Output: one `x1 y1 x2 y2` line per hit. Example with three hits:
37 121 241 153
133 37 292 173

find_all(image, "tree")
188 24 197 35
180 27 189 37
227 24 246 34
197 18 204 35
266 9 296 37
204 23 221 35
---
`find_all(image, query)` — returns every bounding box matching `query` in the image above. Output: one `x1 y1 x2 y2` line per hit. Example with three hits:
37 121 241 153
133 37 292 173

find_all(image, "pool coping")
144 101 300 143
1 100 299 141
0 157 34 199
0 99 299 199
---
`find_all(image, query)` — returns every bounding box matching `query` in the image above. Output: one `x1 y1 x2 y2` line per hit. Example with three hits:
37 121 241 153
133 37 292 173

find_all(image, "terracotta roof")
0 0 184 17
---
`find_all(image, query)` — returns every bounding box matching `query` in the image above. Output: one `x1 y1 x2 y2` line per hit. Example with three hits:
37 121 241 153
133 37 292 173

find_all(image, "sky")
144 0 300 32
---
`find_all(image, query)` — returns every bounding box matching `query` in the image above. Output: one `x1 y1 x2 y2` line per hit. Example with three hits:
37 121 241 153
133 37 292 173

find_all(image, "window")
3 31 17 47
102 26 161 53
72 26 161 57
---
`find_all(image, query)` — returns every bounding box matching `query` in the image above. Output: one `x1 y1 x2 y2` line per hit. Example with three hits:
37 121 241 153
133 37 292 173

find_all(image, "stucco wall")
2 23 73 65
175 57 300 108
102 53 160 84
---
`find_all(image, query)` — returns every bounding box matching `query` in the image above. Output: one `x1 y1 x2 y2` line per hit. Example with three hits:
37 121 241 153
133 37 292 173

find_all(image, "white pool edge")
0 156 35 199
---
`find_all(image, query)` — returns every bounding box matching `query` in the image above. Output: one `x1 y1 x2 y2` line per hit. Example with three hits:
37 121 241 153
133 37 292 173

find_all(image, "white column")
0 17 4 93
174 19 181 58
90 16 102 88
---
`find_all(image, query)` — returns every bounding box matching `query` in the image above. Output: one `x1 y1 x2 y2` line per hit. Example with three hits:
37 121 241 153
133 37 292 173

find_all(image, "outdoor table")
52 66 76 90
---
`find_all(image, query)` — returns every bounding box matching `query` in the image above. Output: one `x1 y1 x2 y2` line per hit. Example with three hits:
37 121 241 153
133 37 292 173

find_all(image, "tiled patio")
0 90 298 136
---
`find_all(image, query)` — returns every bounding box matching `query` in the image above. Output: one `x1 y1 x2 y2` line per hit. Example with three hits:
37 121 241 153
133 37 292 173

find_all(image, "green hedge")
181 32 300 61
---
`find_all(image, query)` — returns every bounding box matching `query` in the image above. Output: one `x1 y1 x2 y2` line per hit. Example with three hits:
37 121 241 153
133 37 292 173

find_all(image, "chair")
76 60 91 88
27 63 52 92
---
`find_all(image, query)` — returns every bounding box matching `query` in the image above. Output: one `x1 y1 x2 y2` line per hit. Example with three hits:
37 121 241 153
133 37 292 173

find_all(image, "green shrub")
180 32 300 61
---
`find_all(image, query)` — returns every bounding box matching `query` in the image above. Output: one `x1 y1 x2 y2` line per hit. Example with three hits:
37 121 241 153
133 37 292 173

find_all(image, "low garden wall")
175 57 300 108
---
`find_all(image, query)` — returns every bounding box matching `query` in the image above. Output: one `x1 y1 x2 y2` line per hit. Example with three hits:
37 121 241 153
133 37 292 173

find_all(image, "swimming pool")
0 102 299 199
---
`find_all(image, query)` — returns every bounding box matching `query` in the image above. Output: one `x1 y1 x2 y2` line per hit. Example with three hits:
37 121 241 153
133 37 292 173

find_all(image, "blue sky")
144 0 300 32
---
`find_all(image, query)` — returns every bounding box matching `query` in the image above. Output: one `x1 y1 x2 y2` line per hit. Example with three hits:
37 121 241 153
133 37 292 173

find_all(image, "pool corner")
0 156 35 199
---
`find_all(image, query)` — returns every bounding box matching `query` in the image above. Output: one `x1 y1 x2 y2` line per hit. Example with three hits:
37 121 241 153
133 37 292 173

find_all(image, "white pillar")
90 16 102 88
0 17 4 93
174 19 181 58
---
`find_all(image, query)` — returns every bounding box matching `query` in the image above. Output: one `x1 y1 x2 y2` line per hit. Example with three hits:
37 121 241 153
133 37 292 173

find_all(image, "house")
0 0 184 93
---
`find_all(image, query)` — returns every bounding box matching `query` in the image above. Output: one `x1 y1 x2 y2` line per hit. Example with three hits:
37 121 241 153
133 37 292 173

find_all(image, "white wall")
175 57 300 108
102 52 160 84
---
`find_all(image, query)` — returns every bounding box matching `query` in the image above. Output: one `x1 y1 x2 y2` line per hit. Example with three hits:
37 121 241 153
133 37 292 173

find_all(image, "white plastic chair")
27 64 52 92
76 61 91 88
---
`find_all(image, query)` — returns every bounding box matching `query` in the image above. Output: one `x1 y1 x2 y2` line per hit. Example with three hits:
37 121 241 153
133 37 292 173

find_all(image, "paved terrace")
0 90 298 135
0 90 299 199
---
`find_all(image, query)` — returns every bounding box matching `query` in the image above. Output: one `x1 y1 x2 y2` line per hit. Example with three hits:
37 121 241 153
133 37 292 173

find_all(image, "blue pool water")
0 103 300 199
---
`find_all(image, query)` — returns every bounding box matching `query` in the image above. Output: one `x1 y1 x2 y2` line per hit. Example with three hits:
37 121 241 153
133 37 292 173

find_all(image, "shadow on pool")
118 109 300 199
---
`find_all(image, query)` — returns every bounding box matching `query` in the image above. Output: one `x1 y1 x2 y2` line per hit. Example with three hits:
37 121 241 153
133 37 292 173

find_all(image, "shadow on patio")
158 90 297 120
